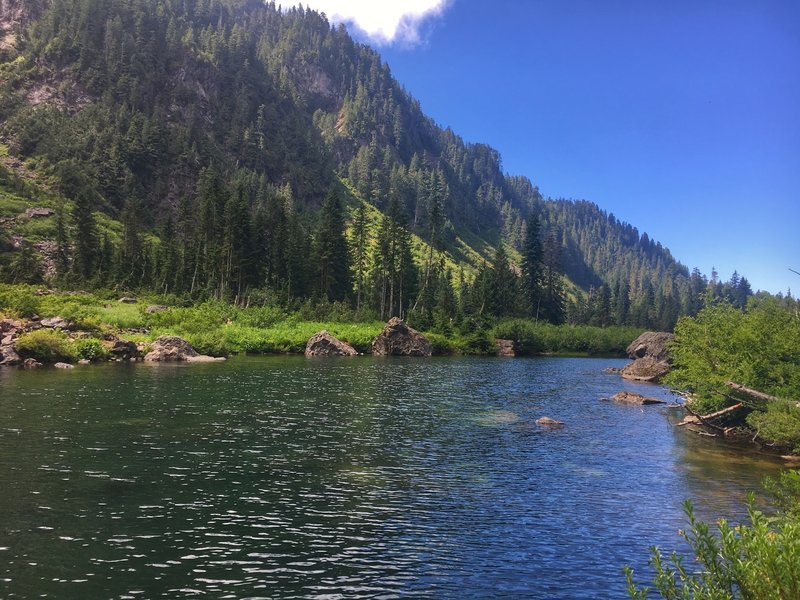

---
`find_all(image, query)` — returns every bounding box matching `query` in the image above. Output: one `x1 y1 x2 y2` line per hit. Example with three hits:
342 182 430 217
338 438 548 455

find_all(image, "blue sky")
300 0 799 294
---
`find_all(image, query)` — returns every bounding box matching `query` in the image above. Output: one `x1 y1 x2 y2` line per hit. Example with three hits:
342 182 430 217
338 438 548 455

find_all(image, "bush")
625 471 800 599
15 329 76 363
73 338 110 362
0 284 41 317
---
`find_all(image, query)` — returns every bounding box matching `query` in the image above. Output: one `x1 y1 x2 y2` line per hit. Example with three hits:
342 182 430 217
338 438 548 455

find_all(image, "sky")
294 0 800 294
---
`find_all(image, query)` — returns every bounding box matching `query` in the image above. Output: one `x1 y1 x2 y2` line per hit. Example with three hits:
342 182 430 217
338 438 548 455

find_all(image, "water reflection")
0 356 783 598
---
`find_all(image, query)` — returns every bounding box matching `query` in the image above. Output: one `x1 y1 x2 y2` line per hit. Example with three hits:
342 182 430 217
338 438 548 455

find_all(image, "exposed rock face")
495 339 515 357
143 335 224 362
24 207 55 219
305 330 358 357
622 331 674 382
536 416 565 427
371 318 433 357
610 391 666 405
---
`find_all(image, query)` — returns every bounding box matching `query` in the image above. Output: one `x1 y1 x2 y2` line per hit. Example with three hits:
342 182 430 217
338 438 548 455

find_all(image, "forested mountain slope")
0 0 749 329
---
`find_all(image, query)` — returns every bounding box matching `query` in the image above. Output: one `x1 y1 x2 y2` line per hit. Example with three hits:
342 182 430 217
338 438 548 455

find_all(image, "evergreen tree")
521 214 543 316
313 186 351 302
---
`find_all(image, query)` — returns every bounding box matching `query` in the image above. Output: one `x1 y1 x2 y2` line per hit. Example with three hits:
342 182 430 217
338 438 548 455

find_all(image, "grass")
0 284 643 358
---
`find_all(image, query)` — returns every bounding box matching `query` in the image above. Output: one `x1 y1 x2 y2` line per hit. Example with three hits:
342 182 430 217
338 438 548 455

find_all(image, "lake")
0 356 783 598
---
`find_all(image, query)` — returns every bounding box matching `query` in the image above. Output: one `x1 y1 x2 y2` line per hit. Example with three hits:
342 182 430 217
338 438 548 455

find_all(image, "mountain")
0 0 750 329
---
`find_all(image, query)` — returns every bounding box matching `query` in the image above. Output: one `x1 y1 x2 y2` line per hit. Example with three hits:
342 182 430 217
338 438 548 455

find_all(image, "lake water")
0 356 783 598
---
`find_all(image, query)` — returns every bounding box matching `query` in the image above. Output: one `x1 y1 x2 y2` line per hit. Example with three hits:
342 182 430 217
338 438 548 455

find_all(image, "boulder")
0 346 21 366
22 358 42 368
626 331 673 362
41 316 74 330
109 339 139 360
536 416 565 427
145 304 169 314
610 391 666 405
0 318 23 333
622 331 674 383
305 330 358 357
119 296 137 304
143 335 224 362
54 362 74 369
24 207 55 219
621 357 672 383
371 317 433 357
78 359 91 365
495 339 515 357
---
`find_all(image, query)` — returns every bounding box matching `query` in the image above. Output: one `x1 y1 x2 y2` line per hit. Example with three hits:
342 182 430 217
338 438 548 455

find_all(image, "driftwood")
682 402 746 433
725 381 780 404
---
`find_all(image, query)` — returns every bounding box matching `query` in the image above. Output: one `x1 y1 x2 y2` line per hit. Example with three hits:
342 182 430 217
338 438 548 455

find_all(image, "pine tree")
313 186 351 302
521 215 543 317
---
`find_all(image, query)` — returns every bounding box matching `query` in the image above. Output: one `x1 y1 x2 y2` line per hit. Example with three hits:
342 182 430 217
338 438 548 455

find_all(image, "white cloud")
290 1 452 45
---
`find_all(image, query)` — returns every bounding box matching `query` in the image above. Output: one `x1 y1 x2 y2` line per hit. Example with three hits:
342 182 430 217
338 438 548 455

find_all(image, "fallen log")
725 381 781 404
683 402 746 433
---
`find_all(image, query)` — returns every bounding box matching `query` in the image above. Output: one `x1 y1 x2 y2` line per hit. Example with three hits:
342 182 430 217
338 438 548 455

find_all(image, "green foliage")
665 298 800 421
625 473 800 599
492 318 642 356
0 284 41 317
747 401 800 454
15 329 77 363
74 337 110 361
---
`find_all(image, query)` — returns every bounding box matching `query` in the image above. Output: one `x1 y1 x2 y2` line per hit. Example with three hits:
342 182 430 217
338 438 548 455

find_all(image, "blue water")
0 356 782 598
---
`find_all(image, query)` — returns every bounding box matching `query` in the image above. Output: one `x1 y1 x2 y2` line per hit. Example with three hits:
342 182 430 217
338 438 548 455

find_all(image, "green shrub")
625 472 800 599
15 329 77 363
0 284 41 317
73 338 110 362
746 401 800 454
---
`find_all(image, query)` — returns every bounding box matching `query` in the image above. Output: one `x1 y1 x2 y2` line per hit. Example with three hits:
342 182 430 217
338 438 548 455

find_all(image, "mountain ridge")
0 0 748 328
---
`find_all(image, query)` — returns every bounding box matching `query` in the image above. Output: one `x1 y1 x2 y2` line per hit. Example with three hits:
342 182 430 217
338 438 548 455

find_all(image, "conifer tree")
313 187 351 302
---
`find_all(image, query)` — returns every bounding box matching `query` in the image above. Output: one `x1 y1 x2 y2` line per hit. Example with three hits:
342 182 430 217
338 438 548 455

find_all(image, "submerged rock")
305 330 358 357
54 362 74 369
144 335 224 362
371 317 432 357
610 391 666 405
536 416 565 427
22 357 42 368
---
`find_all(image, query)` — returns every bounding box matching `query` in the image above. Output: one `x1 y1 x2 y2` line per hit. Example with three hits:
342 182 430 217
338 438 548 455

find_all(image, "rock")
495 339 515 357
626 331 674 362
610 391 666 405
54 362 74 369
621 357 672 383
24 207 55 219
1 346 21 366
185 355 226 363
371 317 433 357
145 304 168 314
603 367 621 374
143 335 223 362
536 416 565 427
23 358 42 368
78 359 91 365
0 318 23 333
41 316 74 330
109 339 139 360
621 332 674 382
119 296 137 304
305 330 358 357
